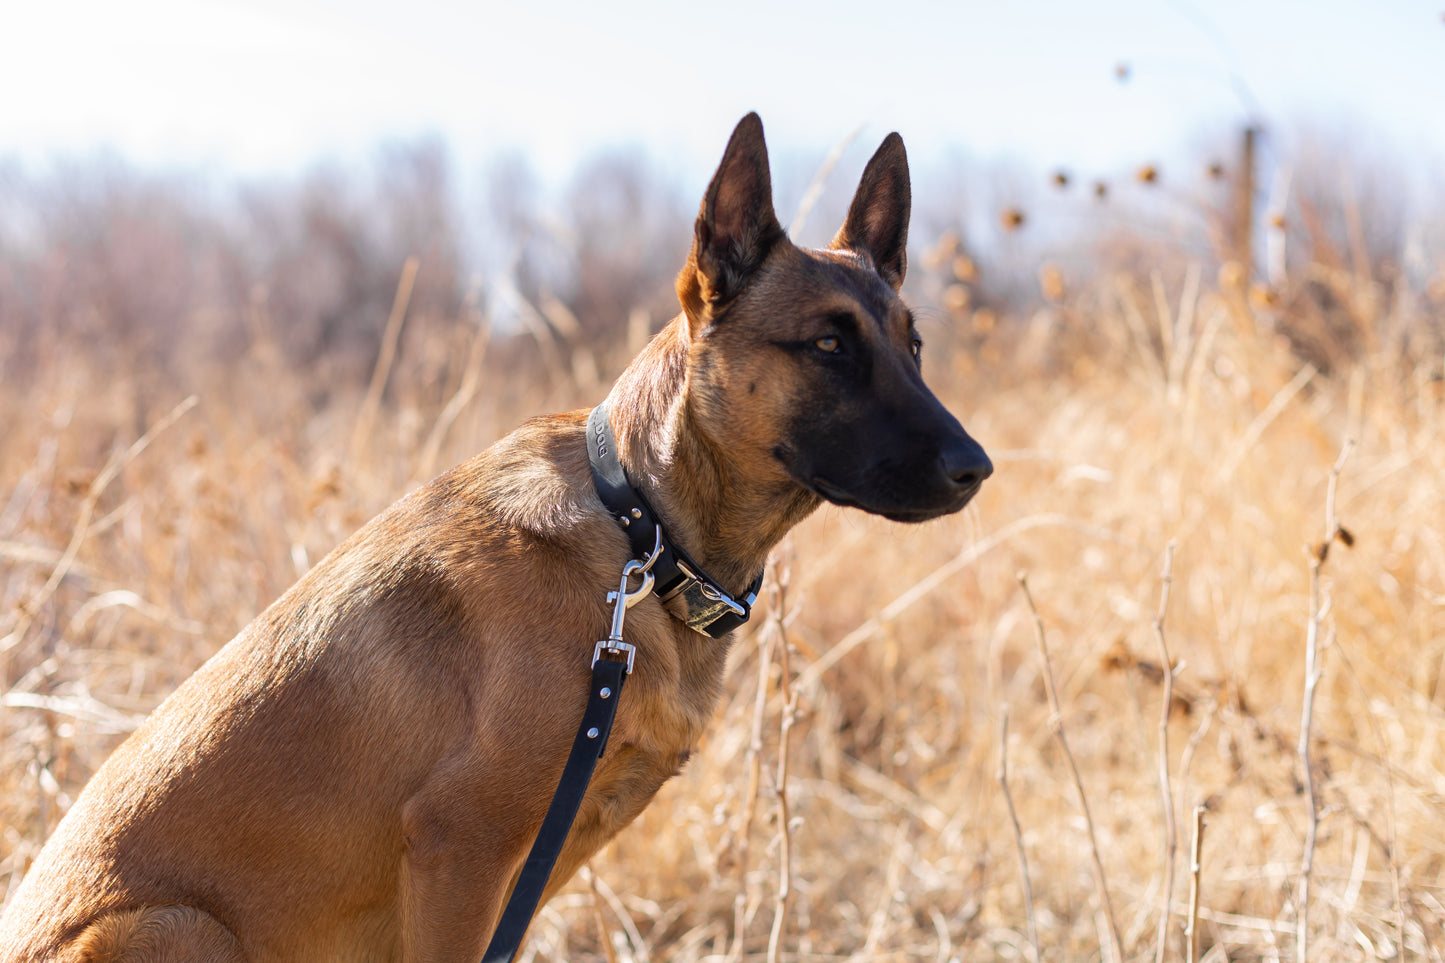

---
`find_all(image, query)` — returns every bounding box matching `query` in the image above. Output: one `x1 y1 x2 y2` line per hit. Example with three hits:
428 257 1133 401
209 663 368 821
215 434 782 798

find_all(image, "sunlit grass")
2 153 1443 961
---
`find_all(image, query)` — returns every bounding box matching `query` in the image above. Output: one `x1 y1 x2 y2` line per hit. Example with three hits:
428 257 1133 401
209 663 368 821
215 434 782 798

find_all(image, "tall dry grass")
2 143 1444 962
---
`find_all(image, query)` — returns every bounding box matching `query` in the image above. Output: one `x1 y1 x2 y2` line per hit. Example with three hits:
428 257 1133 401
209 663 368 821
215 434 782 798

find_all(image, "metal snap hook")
594 555 656 675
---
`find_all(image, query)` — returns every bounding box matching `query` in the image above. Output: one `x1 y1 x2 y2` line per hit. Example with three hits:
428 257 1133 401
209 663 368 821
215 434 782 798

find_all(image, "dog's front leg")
398 752 553 963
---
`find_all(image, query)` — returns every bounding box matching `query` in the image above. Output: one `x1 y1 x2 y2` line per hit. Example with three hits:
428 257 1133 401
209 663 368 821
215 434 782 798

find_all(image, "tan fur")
0 115 988 962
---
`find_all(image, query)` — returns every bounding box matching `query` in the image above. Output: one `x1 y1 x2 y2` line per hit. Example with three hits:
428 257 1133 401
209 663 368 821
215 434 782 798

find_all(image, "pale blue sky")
3 0 1442 185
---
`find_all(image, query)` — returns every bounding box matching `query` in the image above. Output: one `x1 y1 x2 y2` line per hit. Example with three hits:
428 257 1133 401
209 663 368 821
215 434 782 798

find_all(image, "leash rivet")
630 508 642 519
620 516 630 528
587 727 600 739
600 687 612 699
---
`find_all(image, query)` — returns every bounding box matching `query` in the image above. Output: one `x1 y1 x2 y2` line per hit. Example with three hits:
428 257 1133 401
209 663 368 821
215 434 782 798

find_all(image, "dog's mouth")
808 476 859 508
806 475 983 523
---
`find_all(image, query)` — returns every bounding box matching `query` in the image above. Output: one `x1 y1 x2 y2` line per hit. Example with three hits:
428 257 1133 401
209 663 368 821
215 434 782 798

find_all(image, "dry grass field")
1 143 1443 961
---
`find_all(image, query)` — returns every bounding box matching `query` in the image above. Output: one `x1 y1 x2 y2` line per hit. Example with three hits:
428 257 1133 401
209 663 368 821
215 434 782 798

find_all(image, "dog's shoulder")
362 410 629 609
421 410 601 540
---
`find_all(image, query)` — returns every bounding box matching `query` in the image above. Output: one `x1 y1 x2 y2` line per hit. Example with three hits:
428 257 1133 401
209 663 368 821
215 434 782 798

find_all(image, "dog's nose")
941 432 993 489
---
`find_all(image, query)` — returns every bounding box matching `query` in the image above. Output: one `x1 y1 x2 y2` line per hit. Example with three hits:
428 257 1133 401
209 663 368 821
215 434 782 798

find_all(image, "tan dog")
0 113 991 962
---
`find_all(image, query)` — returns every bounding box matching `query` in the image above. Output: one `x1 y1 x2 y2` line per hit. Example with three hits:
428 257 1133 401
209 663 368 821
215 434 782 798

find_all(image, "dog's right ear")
677 113 785 329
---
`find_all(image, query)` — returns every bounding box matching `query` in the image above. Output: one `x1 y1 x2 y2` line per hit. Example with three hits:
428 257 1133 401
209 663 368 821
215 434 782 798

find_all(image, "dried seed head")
1429 270 1445 304
1093 180 1109 200
1052 170 1070 189
952 254 978 282
924 230 961 269
1000 207 1025 231
1039 263 1065 302
943 283 971 313
1336 525 1355 547
1100 639 1135 672
1270 212 1287 230
1136 164 1159 184
1248 284 1280 309
1137 660 1167 686
1207 161 1226 180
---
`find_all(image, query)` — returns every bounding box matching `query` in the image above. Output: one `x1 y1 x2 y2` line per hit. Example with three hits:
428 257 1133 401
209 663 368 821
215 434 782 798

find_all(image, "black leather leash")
480 403 762 962
480 557 652 963
479 656 628 963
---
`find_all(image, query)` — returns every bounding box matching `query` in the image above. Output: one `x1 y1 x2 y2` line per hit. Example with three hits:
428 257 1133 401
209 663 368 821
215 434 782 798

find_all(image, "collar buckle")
657 559 762 637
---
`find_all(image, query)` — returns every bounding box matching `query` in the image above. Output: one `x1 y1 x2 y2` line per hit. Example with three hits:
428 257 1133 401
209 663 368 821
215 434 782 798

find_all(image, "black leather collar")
587 403 761 638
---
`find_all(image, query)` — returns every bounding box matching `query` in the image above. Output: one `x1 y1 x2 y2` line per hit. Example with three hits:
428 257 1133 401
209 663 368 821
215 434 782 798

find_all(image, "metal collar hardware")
586 403 762 638
593 554 657 674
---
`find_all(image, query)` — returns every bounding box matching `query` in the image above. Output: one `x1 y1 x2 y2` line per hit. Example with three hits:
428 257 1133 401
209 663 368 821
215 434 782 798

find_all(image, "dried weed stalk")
1186 805 1207 963
766 563 798 963
1295 437 1354 963
1152 542 1178 963
351 256 419 465
997 706 1041 963
414 290 490 483
1017 572 1124 963
724 613 775 963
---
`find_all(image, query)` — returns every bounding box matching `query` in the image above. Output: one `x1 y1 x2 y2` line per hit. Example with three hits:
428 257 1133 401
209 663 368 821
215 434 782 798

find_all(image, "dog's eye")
814 335 842 354
909 337 923 360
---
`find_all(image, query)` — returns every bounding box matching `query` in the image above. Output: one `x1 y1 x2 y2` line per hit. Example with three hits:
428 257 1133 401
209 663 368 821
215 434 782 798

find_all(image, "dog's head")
675 113 992 523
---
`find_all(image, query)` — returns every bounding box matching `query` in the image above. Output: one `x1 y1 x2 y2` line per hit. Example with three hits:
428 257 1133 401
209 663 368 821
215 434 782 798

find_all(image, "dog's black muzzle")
788 387 992 523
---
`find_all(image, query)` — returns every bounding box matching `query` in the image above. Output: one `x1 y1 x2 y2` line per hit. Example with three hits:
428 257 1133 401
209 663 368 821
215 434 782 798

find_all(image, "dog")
0 113 991 962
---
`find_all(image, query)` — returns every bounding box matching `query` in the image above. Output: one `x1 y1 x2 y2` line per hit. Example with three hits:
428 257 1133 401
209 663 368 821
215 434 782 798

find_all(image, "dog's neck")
605 317 819 594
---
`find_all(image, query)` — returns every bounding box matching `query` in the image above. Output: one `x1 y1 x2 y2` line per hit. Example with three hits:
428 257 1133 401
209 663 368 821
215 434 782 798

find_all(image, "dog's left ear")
678 113 785 327
830 133 911 291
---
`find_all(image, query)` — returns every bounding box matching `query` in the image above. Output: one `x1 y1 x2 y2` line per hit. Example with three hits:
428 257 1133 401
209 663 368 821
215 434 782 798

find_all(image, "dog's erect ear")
830 132 911 291
677 113 785 325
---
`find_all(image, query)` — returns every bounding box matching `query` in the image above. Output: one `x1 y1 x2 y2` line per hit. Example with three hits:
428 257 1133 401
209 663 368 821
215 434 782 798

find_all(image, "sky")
2 0 1443 189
